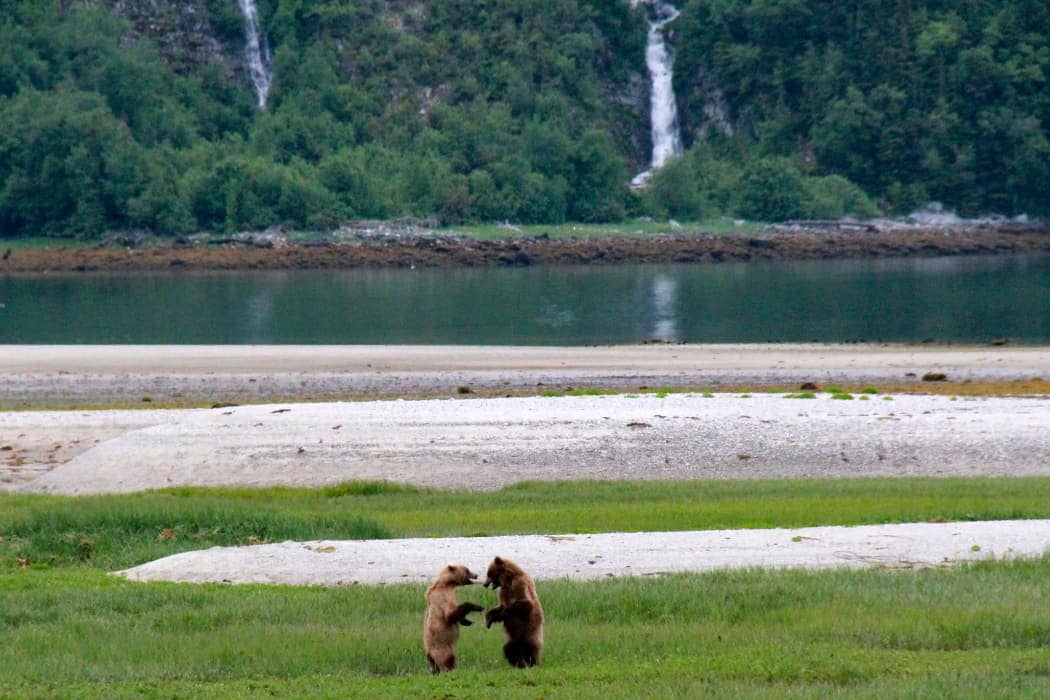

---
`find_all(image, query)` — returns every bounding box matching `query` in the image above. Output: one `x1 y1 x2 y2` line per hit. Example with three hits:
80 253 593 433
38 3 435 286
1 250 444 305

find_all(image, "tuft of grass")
861 386 879 394
784 392 817 399
539 387 617 398
567 387 613 397
831 392 854 400
319 481 418 498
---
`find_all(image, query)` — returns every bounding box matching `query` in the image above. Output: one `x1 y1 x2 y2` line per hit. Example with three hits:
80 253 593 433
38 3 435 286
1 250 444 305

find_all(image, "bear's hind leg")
520 642 540 668
504 639 530 668
428 650 456 673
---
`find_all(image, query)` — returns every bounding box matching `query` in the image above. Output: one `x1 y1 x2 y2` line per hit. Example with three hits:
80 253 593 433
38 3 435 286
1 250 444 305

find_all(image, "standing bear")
483 556 544 668
424 563 484 673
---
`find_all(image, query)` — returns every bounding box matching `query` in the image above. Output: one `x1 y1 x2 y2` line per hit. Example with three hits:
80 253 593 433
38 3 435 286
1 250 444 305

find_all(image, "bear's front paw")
484 607 503 628
467 602 484 612
460 617 474 626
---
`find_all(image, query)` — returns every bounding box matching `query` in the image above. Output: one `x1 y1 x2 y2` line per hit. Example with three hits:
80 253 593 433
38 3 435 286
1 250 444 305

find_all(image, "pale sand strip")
116 520 1050 586
10 392 1049 495
2 343 1046 374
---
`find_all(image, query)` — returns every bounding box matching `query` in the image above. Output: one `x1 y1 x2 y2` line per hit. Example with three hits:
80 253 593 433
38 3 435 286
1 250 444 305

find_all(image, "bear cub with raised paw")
424 563 484 673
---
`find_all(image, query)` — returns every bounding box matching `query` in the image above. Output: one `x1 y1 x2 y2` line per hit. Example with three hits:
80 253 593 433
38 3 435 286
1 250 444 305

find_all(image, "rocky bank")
2 223 1047 273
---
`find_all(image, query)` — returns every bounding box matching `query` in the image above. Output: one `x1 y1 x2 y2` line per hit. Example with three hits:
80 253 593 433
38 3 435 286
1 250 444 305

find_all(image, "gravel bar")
115 520 1050 586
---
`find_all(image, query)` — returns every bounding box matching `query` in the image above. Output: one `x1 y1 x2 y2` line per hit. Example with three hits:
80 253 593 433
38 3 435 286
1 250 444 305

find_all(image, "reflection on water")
538 304 576 328
2 254 1047 344
244 290 275 342
650 275 678 341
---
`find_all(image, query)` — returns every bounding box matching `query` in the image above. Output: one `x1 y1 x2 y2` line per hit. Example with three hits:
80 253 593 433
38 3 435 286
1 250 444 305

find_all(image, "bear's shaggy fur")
423 563 483 673
483 556 544 668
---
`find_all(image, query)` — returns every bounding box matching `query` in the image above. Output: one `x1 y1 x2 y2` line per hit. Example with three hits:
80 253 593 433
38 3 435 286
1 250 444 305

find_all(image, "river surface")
2 255 1046 344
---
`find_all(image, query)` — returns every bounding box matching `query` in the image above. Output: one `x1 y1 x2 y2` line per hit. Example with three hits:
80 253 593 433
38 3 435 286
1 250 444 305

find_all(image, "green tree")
568 130 627 222
644 156 705 221
734 158 806 221
0 90 149 236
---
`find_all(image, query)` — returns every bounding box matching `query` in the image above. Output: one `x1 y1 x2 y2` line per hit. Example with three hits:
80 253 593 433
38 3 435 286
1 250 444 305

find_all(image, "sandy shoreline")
2 343 1047 409
2 344 1047 494
7 391 1049 495
4 343 1048 374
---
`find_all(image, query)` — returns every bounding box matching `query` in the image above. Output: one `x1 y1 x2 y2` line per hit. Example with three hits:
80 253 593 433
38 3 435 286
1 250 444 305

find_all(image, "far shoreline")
2 223 1047 273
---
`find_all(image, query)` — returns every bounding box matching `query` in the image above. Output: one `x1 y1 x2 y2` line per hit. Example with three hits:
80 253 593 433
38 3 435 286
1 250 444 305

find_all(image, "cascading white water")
630 1 684 188
237 0 273 109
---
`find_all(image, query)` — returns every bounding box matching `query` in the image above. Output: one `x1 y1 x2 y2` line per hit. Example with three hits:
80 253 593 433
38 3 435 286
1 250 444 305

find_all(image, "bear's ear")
493 556 502 564
446 564 454 572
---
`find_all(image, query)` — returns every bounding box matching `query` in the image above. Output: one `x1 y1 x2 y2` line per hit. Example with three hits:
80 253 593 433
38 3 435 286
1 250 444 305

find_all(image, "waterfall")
237 0 273 109
630 1 684 188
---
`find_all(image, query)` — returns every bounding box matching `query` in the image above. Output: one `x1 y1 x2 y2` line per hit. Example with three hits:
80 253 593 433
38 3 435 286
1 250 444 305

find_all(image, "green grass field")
2 562 1047 698
4 477 1049 571
2 477 1048 697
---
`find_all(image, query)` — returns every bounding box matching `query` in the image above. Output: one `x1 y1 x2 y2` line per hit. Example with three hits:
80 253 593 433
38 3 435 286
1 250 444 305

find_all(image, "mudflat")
2 343 1047 409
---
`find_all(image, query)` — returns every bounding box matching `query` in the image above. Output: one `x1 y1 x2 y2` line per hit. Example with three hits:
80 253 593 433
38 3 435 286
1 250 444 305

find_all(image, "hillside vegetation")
0 1 1045 238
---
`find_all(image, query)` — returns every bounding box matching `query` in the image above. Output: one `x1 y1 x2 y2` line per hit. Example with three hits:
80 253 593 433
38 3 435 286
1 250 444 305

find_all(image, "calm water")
1 255 1047 344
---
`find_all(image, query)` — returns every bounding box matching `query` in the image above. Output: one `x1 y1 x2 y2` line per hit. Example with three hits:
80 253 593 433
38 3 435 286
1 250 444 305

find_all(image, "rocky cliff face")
72 0 241 77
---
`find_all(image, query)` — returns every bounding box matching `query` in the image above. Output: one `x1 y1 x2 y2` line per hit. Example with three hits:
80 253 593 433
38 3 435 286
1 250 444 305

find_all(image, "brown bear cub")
483 556 544 668
424 564 484 673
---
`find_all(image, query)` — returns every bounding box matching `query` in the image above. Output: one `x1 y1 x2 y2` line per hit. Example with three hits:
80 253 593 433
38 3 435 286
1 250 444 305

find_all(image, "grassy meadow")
2 477 1049 697
4 477 1050 571
2 560 1048 698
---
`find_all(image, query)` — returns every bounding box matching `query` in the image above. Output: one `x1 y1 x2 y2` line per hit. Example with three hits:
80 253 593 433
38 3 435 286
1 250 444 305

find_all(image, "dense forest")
0 0 1045 238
